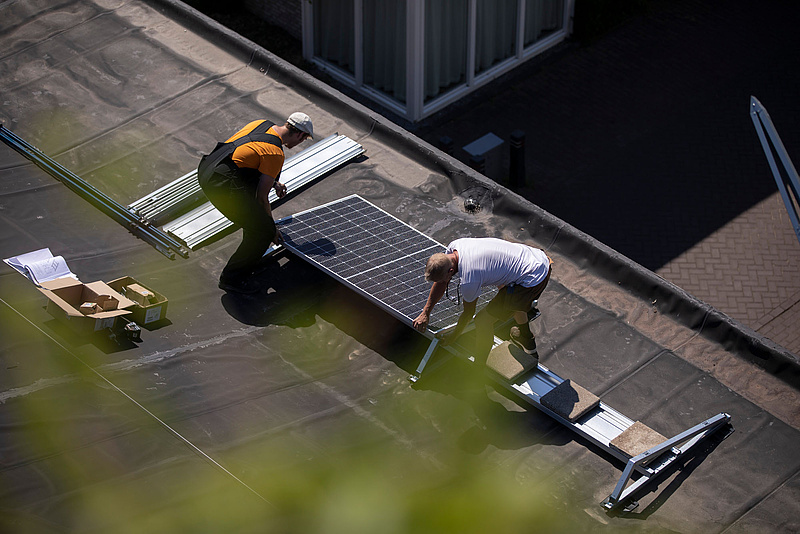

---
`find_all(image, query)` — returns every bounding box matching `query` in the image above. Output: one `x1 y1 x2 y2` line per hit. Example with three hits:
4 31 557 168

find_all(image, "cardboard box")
107 276 168 325
95 294 120 311
38 278 135 334
124 283 156 306
80 302 100 315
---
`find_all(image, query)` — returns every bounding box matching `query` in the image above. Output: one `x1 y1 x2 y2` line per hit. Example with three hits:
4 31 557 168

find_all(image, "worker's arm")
255 173 285 244
413 280 448 332
256 173 275 211
256 173 288 207
441 298 476 346
273 180 287 198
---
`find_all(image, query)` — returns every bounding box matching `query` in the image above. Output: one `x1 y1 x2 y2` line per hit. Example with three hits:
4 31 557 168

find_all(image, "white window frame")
302 0 574 122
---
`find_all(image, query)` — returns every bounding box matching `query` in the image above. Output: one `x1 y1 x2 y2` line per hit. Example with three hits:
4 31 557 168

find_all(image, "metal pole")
0 125 189 259
750 96 800 243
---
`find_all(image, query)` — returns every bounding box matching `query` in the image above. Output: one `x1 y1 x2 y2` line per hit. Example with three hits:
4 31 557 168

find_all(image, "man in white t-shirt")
413 237 552 367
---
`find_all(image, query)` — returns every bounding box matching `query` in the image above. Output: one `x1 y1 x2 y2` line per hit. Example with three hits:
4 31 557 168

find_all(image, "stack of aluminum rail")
132 134 363 249
128 170 205 226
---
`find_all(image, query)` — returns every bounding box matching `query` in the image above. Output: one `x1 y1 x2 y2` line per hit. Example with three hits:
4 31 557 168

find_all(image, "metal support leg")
409 338 439 382
602 412 732 510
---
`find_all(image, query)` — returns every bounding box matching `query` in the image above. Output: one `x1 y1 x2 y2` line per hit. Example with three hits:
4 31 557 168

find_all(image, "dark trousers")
199 159 276 280
475 260 553 366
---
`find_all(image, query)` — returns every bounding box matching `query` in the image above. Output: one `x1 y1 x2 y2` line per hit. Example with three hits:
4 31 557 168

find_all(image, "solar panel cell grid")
277 195 495 333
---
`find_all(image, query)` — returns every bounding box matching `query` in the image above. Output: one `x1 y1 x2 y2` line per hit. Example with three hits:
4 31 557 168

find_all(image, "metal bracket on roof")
601 412 732 512
156 134 364 250
409 338 440 383
0 125 189 260
750 96 800 244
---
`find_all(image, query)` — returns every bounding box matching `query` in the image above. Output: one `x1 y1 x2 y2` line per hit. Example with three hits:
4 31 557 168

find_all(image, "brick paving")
416 0 800 357
657 192 800 354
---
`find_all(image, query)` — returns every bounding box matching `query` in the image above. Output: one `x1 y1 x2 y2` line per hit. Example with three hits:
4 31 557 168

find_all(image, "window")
475 0 517 75
363 0 407 103
524 0 565 46
306 0 570 121
313 0 355 75
424 0 468 102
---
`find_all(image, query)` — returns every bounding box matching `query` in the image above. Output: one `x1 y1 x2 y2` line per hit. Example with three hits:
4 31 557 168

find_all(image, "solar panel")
276 195 496 333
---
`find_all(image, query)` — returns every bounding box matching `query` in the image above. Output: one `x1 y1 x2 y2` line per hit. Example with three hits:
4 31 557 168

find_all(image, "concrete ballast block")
610 421 669 462
486 341 539 381
540 379 600 422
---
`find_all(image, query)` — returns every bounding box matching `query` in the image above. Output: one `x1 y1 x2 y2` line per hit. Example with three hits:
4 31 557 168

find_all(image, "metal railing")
750 96 800 244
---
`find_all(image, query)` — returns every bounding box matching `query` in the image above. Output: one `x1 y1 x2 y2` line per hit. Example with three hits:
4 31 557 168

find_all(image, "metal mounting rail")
127 169 206 225
161 134 364 249
0 125 189 260
750 95 800 244
412 330 732 512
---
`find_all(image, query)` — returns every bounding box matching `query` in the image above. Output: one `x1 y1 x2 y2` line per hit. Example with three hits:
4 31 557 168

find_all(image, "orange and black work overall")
198 120 282 281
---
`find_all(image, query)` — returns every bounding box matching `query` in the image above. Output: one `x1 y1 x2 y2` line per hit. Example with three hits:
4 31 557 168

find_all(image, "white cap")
287 112 314 138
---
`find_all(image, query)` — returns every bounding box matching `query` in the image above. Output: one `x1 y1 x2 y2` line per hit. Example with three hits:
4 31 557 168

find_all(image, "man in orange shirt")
198 112 314 293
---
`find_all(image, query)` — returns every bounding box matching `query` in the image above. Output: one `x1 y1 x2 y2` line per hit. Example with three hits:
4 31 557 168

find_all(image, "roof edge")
148 0 800 389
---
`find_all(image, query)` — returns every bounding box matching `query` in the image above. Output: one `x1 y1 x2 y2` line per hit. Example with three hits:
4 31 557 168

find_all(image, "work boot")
218 274 261 294
510 325 537 355
249 256 280 277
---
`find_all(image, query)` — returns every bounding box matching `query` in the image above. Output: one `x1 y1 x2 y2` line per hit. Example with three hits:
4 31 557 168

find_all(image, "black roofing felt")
1 0 799 532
